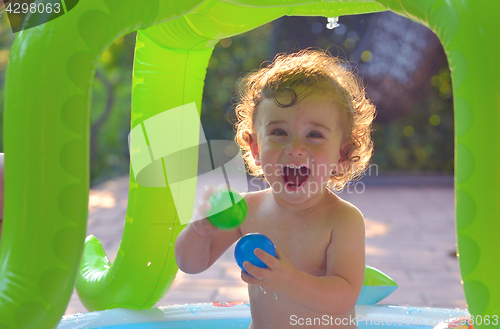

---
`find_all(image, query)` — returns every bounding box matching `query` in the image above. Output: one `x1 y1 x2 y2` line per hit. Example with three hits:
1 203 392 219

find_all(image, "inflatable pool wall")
57 303 471 329
1 0 499 328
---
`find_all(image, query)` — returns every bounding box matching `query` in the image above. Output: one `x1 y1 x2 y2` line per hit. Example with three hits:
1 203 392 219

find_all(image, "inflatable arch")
1 0 499 328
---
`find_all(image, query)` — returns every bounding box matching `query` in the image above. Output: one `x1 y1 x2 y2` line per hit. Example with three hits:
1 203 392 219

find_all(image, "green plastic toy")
207 188 248 230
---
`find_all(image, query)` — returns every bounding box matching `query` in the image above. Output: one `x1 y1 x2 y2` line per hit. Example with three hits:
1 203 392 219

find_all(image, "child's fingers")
240 271 261 285
274 247 286 261
197 184 235 220
243 261 269 281
197 185 216 215
197 185 216 217
200 184 234 216
254 248 279 269
193 204 206 221
196 199 212 217
202 185 216 200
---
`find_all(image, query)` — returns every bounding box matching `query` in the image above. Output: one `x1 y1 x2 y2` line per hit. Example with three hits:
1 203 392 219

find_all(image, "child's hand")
191 185 219 237
191 218 218 237
240 247 298 295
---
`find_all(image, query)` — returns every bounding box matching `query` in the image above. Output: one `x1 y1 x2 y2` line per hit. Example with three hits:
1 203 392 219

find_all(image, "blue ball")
235 233 276 273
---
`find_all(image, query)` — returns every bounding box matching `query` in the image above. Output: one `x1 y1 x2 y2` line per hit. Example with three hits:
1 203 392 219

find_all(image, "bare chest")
240 202 332 276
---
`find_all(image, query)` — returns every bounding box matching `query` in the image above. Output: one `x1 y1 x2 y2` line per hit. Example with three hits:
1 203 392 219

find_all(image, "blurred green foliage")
202 14 454 176
0 13 454 186
371 75 454 173
0 15 14 152
201 23 273 141
89 33 135 185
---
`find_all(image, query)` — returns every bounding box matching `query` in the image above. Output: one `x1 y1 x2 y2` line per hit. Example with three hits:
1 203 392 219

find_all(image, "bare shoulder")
325 191 365 287
241 188 270 208
240 189 271 233
327 191 365 229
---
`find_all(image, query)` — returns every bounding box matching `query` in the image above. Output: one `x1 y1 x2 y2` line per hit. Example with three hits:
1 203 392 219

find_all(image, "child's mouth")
282 165 310 191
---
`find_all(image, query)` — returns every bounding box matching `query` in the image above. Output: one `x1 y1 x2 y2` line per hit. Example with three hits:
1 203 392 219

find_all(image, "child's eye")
271 129 287 136
307 131 323 138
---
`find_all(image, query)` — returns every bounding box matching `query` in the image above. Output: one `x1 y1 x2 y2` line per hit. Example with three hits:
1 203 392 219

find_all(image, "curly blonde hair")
233 49 376 191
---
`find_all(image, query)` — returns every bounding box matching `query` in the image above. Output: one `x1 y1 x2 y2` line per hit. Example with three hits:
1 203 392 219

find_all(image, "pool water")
89 319 251 329
58 303 469 329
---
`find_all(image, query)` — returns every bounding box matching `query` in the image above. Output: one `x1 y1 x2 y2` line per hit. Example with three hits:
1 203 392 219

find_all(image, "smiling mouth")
282 166 310 188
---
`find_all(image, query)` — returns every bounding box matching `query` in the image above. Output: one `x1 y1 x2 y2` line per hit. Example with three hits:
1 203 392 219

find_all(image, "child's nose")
285 137 307 157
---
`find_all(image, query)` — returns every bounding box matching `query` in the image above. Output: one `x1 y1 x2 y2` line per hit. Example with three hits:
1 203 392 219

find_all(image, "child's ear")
249 133 261 166
338 140 352 165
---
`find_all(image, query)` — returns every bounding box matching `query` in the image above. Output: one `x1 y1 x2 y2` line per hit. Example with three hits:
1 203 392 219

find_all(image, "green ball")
207 188 247 230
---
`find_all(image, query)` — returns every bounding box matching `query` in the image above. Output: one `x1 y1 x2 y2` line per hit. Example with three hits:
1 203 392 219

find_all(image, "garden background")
0 11 454 185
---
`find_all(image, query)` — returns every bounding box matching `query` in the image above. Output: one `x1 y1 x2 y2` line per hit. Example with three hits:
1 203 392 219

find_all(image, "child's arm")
175 186 242 274
242 205 365 315
175 219 241 274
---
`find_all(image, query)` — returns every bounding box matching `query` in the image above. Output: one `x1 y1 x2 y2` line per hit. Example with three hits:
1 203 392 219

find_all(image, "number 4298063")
5 2 61 14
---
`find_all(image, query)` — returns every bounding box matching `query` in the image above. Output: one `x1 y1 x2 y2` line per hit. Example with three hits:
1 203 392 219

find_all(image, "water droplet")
326 17 339 30
147 261 151 266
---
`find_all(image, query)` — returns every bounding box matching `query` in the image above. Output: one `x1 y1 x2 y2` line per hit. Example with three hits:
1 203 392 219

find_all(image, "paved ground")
65 174 466 315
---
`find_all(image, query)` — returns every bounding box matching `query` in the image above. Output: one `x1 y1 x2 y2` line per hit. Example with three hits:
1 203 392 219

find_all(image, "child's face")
250 91 350 208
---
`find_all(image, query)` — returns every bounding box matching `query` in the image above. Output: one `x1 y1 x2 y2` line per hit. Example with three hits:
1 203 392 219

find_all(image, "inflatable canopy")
1 0 499 328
